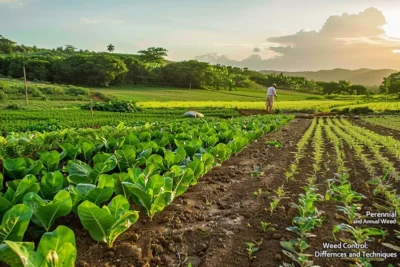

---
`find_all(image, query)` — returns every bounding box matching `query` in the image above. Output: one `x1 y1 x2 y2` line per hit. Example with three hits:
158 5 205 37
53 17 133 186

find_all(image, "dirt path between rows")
72 119 311 267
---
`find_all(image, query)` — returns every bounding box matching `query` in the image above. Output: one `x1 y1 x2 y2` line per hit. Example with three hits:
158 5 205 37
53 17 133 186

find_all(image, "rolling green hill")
260 68 398 87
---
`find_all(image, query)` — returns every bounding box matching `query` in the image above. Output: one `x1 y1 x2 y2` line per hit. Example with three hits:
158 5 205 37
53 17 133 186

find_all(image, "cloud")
111 20 124 25
0 0 27 6
212 43 253 48
253 47 261 53
195 8 400 71
80 17 124 25
80 17 104 24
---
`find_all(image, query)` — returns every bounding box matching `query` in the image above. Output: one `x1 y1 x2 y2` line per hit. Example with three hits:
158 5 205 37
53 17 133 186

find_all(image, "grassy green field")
139 100 357 111
1 78 399 118
91 86 322 102
338 102 400 111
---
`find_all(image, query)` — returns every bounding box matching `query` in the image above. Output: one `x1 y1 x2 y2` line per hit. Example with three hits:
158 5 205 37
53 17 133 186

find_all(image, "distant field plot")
139 100 356 112
337 101 400 111
0 78 94 101
92 86 321 102
0 100 86 110
362 116 400 131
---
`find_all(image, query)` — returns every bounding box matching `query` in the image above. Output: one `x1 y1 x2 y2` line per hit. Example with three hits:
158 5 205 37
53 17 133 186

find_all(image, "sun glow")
383 12 400 38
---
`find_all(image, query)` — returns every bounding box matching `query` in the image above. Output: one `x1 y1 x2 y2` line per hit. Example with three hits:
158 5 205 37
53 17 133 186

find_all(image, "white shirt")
267 87 277 96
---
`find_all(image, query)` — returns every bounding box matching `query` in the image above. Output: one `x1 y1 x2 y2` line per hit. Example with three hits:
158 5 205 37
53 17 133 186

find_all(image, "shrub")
0 90 7 100
324 94 340 99
5 104 22 110
90 91 116 102
81 100 142 112
350 106 373 115
38 86 65 95
17 85 46 98
305 96 321 100
66 86 90 96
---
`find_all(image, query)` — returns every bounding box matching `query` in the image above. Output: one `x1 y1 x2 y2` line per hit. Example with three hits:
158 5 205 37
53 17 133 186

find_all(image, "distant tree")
338 80 351 88
85 54 128 86
64 45 77 53
349 84 368 95
32 45 38 52
25 58 50 81
137 47 168 63
107 44 115 53
0 35 16 53
380 72 400 99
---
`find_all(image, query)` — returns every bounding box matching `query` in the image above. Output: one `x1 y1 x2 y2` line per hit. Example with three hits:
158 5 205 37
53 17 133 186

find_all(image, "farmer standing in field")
266 83 278 113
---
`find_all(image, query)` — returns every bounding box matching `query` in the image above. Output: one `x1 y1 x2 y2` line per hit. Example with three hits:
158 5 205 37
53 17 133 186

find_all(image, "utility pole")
90 99 94 117
23 67 28 105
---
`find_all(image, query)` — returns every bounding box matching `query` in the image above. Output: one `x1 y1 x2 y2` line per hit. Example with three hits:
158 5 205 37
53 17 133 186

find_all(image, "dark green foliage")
332 106 374 115
0 91 7 100
66 86 89 96
81 100 142 113
349 107 374 115
380 72 400 96
137 47 168 63
5 104 21 110
317 80 370 95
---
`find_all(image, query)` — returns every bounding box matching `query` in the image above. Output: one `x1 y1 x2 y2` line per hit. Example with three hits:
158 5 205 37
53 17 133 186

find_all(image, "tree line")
1 34 398 96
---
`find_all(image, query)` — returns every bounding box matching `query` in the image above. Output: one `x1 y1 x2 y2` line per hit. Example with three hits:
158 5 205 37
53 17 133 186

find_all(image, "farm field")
1 80 400 267
338 102 400 112
91 86 322 102
139 100 357 112
2 78 399 117
0 113 400 267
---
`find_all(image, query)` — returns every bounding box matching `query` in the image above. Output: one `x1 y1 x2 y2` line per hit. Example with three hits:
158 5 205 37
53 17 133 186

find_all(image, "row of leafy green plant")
0 115 293 266
0 108 240 134
0 116 250 160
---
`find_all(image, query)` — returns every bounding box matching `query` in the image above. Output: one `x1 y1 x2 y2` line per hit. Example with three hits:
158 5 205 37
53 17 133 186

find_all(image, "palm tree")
107 44 115 53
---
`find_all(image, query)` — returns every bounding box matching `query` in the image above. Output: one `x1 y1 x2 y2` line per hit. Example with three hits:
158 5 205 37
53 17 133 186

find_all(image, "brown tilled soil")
60 117 400 267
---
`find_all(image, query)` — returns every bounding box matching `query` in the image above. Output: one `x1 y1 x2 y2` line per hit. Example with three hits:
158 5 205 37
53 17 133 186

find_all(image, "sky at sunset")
1 0 399 70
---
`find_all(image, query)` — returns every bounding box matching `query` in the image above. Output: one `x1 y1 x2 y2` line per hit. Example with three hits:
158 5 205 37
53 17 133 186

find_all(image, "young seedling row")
279 117 399 267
